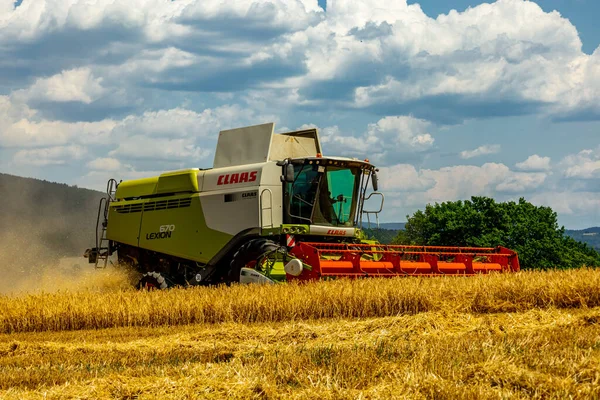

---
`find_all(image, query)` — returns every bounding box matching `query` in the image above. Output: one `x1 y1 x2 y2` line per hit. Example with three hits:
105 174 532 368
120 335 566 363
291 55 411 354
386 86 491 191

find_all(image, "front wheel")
228 239 281 283
137 271 169 290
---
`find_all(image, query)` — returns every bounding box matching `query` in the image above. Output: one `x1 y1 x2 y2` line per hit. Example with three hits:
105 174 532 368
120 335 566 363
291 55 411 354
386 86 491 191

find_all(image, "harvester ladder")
94 179 118 269
259 188 274 234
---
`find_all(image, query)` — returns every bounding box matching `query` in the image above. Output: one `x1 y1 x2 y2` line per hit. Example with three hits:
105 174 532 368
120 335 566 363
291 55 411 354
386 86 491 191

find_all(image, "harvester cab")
281 155 381 230
85 122 519 289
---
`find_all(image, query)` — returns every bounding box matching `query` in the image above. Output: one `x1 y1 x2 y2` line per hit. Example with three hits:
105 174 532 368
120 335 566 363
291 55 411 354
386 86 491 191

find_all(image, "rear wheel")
228 239 281 283
137 271 169 290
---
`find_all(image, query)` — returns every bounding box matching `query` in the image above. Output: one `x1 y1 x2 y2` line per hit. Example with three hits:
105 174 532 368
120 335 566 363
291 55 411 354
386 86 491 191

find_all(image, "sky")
0 0 599 229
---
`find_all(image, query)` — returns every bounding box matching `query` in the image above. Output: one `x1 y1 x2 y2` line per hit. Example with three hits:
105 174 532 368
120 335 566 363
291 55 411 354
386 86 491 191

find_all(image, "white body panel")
199 162 283 235
270 135 318 160
199 188 260 236
240 268 275 284
213 122 321 169
213 123 274 169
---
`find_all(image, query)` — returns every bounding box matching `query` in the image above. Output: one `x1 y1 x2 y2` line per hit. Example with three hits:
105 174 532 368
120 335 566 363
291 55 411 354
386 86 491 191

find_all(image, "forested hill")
565 227 600 252
378 222 406 230
0 173 104 271
362 223 406 244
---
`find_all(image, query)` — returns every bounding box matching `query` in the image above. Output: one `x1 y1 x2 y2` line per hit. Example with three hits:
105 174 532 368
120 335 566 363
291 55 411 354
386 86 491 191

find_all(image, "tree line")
391 197 600 270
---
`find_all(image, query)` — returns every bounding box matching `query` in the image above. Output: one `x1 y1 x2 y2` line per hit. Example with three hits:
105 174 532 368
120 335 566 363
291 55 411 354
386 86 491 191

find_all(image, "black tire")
137 271 169 290
228 239 280 283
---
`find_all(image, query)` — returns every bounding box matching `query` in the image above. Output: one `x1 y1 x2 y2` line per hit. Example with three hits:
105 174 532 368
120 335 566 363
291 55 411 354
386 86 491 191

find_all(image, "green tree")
393 197 600 269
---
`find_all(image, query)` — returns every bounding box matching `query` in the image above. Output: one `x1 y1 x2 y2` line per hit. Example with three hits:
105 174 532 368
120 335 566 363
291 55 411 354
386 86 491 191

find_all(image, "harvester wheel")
137 271 169 290
228 239 279 283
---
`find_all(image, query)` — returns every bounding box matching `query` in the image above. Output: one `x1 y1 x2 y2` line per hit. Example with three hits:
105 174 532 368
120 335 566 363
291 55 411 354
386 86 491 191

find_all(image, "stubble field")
1 269 599 399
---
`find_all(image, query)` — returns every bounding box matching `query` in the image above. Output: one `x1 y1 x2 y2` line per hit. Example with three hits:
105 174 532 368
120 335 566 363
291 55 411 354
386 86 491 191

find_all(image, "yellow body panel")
107 194 233 264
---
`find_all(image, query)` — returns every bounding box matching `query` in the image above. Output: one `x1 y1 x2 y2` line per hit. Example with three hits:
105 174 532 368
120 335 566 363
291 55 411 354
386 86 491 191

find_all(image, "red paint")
217 171 258 185
286 242 520 282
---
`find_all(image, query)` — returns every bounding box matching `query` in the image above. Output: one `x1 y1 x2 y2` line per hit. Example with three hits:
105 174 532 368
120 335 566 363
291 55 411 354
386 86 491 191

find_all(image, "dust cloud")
0 220 137 296
0 173 136 296
0 256 137 296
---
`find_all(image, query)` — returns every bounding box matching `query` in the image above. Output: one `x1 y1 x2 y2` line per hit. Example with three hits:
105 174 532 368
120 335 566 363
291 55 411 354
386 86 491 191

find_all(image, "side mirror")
285 163 295 183
371 171 379 191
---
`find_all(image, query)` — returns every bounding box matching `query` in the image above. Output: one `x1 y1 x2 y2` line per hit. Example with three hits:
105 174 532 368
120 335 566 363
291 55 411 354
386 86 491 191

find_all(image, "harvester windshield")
285 162 362 227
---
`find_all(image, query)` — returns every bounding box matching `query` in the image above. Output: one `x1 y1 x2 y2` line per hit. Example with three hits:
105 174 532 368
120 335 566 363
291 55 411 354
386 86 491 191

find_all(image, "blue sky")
0 0 599 228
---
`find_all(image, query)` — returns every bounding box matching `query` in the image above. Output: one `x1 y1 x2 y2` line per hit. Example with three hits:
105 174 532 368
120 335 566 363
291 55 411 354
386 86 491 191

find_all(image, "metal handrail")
361 192 385 229
106 178 118 201
259 188 274 234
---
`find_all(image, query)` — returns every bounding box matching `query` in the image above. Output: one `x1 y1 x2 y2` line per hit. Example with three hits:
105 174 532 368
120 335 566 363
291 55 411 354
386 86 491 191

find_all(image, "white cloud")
0 109 116 148
112 105 264 139
350 0 583 107
1 0 180 42
0 95 274 171
495 172 547 193
0 94 277 179
0 0 14 14
0 96 117 148
529 191 600 216
374 146 599 226
460 144 501 159
515 154 551 171
371 116 434 150
109 136 211 162
114 47 198 77
288 0 591 121
378 162 548 207
554 48 600 119
87 157 124 171
378 164 435 192
0 95 35 124
560 148 600 179
13 145 87 166
1 0 597 123
102 104 276 170
13 68 107 104
374 158 597 227
319 116 433 165
113 107 212 139
418 163 510 203
180 0 323 31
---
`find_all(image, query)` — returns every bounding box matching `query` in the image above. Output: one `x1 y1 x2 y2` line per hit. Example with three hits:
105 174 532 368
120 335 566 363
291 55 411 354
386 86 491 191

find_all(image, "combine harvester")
85 123 520 288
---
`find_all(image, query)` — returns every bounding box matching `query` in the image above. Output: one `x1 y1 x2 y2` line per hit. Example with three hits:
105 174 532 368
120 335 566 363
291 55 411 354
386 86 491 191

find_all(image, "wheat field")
1 269 600 399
